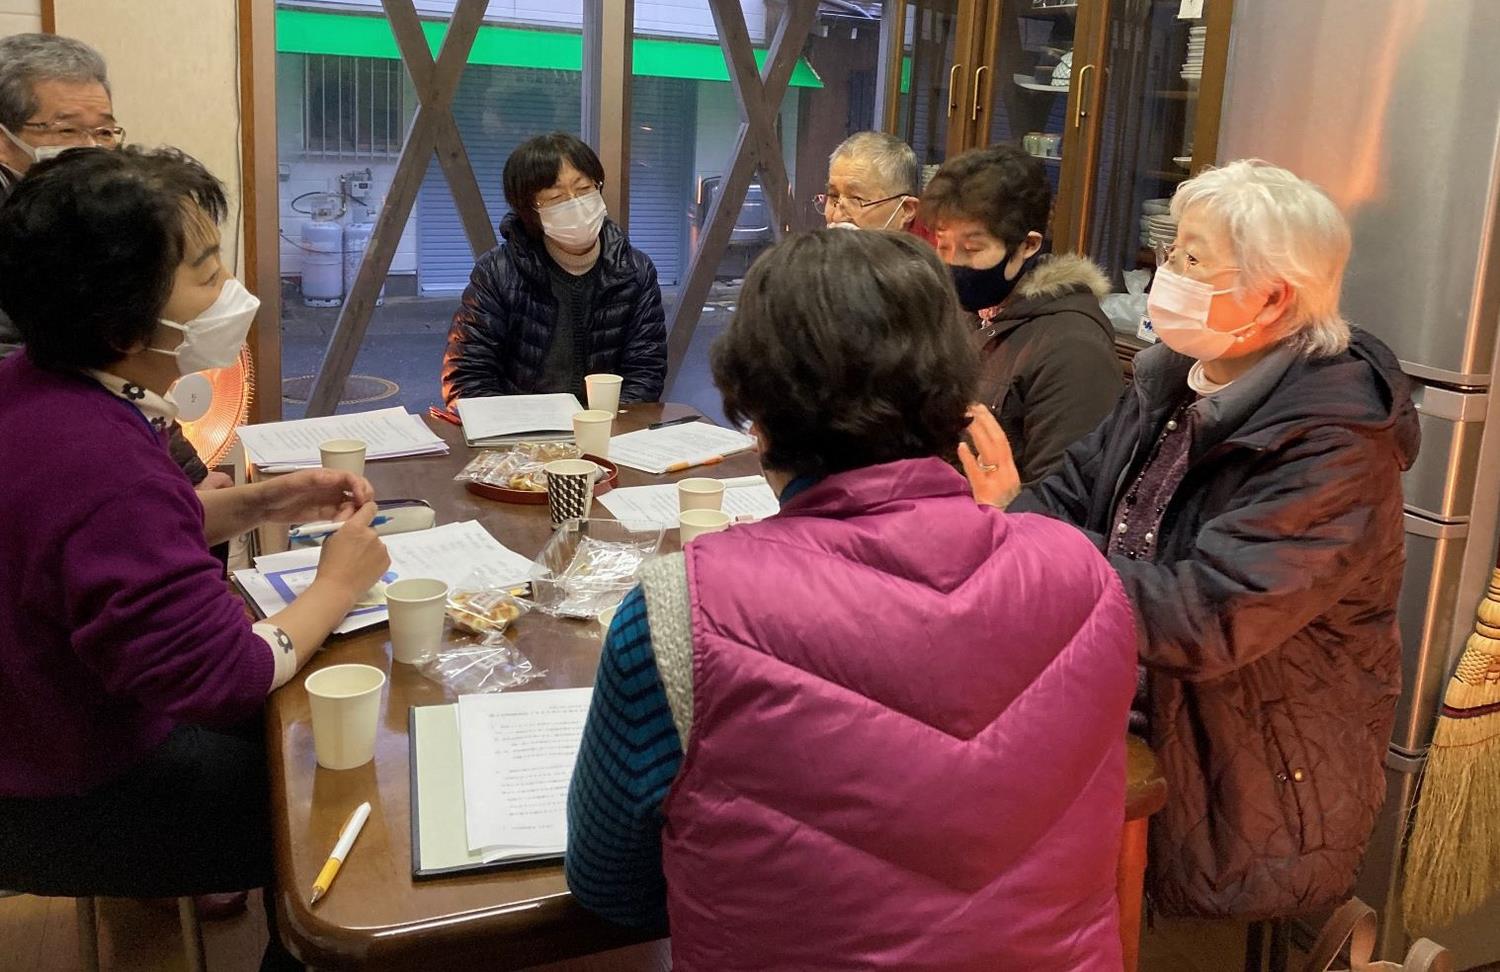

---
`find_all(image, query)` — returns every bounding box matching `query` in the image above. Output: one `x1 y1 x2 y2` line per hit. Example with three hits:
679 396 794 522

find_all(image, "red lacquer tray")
464 454 620 505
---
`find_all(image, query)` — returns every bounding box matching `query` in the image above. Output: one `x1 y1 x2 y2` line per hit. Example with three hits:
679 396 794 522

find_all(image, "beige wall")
0 0 43 36
53 0 245 275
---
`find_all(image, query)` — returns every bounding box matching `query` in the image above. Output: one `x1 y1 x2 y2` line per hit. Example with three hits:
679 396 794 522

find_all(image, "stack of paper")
409 688 593 877
608 421 757 475
237 407 448 472
232 521 533 633
598 476 779 529
455 394 583 446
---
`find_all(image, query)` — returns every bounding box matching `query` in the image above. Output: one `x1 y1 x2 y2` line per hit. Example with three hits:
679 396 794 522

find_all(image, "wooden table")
265 403 762 970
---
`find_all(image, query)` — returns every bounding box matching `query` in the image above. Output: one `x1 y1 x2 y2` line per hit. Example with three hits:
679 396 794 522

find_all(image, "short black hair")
502 132 605 237
0 146 227 371
919 144 1052 249
711 229 976 479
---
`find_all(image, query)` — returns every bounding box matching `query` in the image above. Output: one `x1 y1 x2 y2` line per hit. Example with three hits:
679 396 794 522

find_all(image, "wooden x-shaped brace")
664 0 821 381
306 0 495 417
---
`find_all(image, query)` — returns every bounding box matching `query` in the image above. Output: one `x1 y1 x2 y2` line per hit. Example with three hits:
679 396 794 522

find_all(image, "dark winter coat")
442 214 667 406
974 254 1124 484
1012 329 1419 919
0 165 20 357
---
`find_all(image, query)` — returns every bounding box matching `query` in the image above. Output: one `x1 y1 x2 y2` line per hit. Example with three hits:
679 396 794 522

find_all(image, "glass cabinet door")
885 0 987 180
964 0 1110 249
977 1 1083 193
1081 0 1229 285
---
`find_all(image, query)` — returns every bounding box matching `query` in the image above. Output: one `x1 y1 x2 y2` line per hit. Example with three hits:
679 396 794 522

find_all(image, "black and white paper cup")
544 459 599 526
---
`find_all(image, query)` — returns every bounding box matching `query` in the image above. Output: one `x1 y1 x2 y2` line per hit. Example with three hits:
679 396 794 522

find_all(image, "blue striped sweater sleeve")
565 584 683 928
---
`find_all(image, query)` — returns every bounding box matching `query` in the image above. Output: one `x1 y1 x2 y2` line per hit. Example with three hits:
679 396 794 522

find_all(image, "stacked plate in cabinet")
1182 26 1206 81
1140 198 1176 249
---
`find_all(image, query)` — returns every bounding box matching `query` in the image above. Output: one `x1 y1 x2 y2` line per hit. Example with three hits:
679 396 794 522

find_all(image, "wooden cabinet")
881 0 1235 291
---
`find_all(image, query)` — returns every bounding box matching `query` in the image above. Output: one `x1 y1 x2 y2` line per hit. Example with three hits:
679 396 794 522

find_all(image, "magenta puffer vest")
661 458 1138 971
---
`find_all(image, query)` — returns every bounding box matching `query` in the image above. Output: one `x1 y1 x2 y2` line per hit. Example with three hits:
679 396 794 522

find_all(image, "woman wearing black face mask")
923 146 1122 483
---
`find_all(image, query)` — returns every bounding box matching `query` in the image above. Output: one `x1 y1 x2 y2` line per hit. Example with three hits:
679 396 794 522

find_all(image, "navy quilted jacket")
1014 329 1420 920
442 213 667 406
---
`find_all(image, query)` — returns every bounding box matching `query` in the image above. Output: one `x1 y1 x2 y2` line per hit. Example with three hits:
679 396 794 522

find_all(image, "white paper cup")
319 438 367 476
573 409 615 459
677 477 726 512
305 664 386 771
385 578 449 664
679 508 733 544
585 373 623 414
544 458 599 525
597 604 618 634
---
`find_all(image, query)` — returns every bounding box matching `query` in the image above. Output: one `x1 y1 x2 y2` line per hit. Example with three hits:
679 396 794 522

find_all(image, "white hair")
1171 159 1352 357
829 131 918 197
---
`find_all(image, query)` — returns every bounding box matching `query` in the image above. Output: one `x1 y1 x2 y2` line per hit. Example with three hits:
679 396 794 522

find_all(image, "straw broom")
1403 567 1500 934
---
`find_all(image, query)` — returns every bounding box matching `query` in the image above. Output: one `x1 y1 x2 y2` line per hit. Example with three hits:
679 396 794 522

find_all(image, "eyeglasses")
814 191 909 217
1154 242 1239 279
20 121 126 148
534 182 603 210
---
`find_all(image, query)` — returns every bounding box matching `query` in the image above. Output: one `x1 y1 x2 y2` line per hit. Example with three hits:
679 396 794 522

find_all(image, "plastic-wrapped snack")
454 443 583 492
529 519 664 618
416 639 547 694
446 586 530 636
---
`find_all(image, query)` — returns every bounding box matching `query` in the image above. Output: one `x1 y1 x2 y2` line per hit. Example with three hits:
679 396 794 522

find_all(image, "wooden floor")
0 891 1266 972
0 892 1286 971
0 892 670 972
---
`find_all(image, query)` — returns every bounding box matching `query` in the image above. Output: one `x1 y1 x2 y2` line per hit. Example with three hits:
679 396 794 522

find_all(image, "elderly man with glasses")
0 34 124 359
818 130 920 232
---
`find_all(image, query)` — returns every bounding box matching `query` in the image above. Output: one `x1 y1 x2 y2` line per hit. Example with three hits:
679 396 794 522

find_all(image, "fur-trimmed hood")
980 253 1114 344
1015 253 1112 301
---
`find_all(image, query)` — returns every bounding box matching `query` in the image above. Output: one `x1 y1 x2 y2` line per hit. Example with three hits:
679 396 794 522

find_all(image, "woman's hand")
255 468 375 525
195 471 235 492
958 403 1022 509
313 502 391 601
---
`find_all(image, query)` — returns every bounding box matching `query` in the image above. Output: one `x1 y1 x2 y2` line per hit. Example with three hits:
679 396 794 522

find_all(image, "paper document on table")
456 688 593 854
607 422 756 474
236 407 447 470
597 476 778 530
455 394 583 446
231 521 533 633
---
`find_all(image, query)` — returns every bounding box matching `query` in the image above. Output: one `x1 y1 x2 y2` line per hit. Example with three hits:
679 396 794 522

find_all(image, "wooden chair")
1122 735 1168 972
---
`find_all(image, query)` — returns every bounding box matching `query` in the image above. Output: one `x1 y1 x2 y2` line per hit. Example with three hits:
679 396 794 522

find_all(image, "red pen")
427 405 462 427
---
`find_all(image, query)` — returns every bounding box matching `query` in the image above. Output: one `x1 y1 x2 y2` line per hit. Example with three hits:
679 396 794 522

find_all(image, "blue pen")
289 515 391 540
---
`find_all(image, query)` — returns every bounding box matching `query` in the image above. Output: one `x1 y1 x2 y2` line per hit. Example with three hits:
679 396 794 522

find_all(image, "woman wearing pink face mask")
961 160 1419 925
443 132 667 406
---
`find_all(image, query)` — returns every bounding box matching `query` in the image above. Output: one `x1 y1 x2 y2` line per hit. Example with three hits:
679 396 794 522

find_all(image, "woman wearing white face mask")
442 132 667 406
0 148 389 971
960 161 1419 925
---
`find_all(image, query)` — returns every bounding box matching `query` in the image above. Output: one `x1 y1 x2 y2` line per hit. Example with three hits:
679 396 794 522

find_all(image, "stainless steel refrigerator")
1214 0 1500 964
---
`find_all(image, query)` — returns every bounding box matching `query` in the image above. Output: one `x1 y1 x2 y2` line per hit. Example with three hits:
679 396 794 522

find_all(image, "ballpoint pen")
664 455 726 474
289 516 392 540
310 801 371 907
648 416 701 430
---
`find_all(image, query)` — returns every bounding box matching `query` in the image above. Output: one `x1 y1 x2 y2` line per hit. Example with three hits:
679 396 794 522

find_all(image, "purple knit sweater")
0 353 272 797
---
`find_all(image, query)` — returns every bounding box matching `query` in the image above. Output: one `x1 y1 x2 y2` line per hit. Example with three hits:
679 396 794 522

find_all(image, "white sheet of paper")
457 688 593 853
607 422 756 475
236 407 447 469
234 521 534 633
597 477 779 530
455 394 584 444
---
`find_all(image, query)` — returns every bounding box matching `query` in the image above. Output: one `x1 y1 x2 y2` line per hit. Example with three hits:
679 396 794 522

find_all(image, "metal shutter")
416 65 582 295
628 75 695 285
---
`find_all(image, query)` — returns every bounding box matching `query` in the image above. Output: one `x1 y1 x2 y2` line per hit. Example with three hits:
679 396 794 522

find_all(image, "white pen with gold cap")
309 801 371 906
